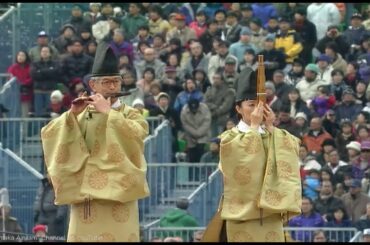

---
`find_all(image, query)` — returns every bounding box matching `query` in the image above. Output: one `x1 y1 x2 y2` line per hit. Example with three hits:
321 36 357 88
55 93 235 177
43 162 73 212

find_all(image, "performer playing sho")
40 40 150 242
202 56 302 242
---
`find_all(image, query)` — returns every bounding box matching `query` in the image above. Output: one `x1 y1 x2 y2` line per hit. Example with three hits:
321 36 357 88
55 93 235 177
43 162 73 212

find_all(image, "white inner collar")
237 120 265 134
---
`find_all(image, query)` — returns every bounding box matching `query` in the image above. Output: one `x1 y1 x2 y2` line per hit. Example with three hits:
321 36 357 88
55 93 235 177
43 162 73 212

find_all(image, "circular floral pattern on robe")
233 165 251 185
107 143 125 163
231 231 254 242
55 143 70 164
228 197 244 214
88 170 108 190
50 175 63 195
264 189 283 206
77 202 98 224
265 231 280 242
98 232 116 242
128 233 138 242
244 135 261 154
266 159 274 176
120 174 137 191
90 140 100 157
276 161 292 179
129 152 142 168
283 137 294 151
112 203 130 223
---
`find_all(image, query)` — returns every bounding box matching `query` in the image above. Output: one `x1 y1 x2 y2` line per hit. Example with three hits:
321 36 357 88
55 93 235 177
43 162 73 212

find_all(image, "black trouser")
187 143 205 181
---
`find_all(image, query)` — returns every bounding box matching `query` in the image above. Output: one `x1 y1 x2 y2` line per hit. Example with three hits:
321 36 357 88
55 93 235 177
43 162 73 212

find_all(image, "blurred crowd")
2 2 370 242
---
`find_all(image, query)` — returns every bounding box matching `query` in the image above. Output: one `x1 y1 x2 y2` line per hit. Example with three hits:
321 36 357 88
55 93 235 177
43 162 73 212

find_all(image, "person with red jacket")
7 50 33 117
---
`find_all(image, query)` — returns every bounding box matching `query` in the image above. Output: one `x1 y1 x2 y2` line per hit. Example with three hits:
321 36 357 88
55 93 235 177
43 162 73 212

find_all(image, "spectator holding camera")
316 25 350 59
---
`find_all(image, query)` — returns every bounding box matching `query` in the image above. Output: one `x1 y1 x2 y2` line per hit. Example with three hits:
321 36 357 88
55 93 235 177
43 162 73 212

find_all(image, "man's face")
301 198 312 214
278 112 291 123
129 4 139 15
279 22 290 32
213 74 223 87
186 80 196 92
190 43 202 56
273 72 284 84
304 70 317 81
310 118 321 131
144 49 155 62
342 94 354 103
38 37 48 46
72 8 82 17
351 18 362 27
313 232 327 242
176 20 186 29
321 181 333 195
40 47 51 59
240 34 250 43
217 45 228 56
225 63 235 73
329 151 340 165
88 76 122 102
264 40 274 50
349 186 361 195
158 97 169 108
318 60 328 69
113 32 124 44
72 42 83 54
226 16 236 26
210 142 219 153
215 13 225 23
209 23 218 33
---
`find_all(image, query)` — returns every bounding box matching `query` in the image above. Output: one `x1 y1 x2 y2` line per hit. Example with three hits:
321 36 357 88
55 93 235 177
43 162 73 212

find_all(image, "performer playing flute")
202 55 302 242
40 40 150 242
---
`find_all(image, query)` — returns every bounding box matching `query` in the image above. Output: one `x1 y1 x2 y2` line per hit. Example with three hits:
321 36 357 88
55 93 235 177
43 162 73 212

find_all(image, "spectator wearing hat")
32 224 48 242
121 3 148 40
207 40 238 84
148 5 170 37
204 72 235 137
251 3 278 27
221 11 242 43
362 228 370 242
341 179 370 222
292 7 317 64
343 13 367 57
239 4 254 27
299 144 321 177
303 168 321 200
180 98 211 164
46 90 68 119
316 54 334 85
61 38 94 87
149 91 181 138
324 42 347 75
220 57 239 88
28 31 59 62
307 3 341 40
302 116 333 154
315 25 350 59
83 3 101 25
334 88 363 123
295 111 309 137
296 64 326 102
183 42 209 79
198 20 222 55
52 24 77 54
189 10 208 38
166 13 196 48
346 141 362 164
329 69 348 103
79 26 95 52
257 35 286 81
200 137 220 179
64 4 91 37
274 16 303 67
285 58 305 86
229 27 258 64
248 18 267 51
160 3 178 22
132 98 149 118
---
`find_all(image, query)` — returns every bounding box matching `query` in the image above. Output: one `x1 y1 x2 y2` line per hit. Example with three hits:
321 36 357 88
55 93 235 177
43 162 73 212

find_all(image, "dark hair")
356 124 369 135
16 50 31 64
331 206 349 221
325 41 339 53
312 230 327 242
137 40 150 52
302 196 313 204
331 69 344 77
148 5 163 17
321 138 336 148
176 197 189 210
143 67 155 77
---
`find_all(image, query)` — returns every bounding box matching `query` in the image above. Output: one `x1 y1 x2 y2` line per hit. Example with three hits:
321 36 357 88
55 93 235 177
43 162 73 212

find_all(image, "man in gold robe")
40 40 150 242
202 66 302 242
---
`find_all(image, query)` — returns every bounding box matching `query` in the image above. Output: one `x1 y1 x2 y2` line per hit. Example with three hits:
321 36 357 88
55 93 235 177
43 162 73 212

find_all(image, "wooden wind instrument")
257 55 266 104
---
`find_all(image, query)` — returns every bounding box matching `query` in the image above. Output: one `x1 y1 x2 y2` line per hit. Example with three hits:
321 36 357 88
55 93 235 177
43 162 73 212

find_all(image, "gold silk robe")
41 104 150 242
218 127 302 242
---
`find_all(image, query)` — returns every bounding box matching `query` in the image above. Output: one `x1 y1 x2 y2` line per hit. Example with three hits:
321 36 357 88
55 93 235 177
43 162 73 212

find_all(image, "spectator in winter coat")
307 3 341 40
343 13 368 59
166 14 196 48
148 5 171 36
334 88 363 123
109 28 134 64
30 46 62 117
229 27 258 64
198 20 222 55
221 11 242 44
316 54 334 85
315 25 350 59
174 78 203 115
28 31 59 62
64 4 91 36
302 116 333 154
183 42 209 79
289 196 325 242
189 10 208 38
52 24 77 54
285 58 305 86
33 175 68 237
251 3 278 26
324 206 352 242
325 42 347 74
122 3 148 40
329 69 349 103
7 50 33 117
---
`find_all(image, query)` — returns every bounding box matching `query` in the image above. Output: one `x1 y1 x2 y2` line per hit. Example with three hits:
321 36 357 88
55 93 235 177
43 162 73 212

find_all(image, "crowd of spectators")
3 2 370 242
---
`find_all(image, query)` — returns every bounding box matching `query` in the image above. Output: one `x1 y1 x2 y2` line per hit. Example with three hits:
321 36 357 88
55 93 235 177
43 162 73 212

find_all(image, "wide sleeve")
258 128 302 218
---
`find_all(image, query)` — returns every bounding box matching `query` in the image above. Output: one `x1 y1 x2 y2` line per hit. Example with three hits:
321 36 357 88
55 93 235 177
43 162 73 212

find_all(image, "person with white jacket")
307 3 341 40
